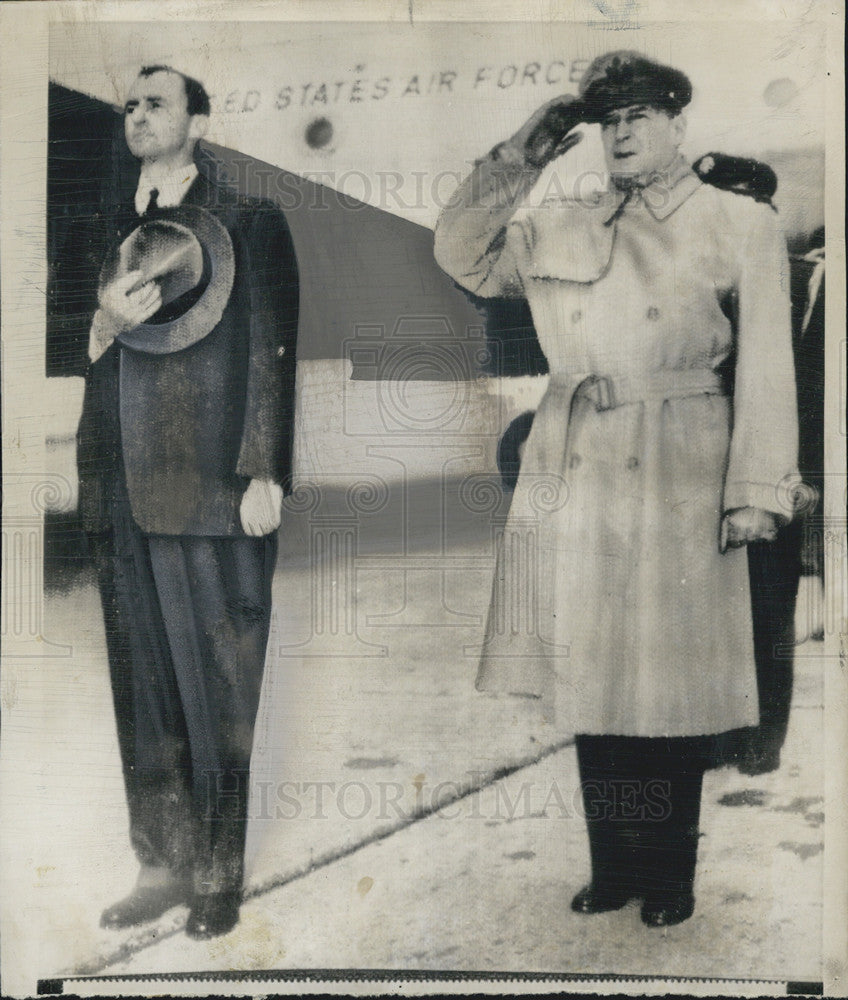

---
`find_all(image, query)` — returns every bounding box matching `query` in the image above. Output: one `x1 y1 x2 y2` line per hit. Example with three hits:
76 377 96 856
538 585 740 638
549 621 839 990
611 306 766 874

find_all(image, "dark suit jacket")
75 170 299 535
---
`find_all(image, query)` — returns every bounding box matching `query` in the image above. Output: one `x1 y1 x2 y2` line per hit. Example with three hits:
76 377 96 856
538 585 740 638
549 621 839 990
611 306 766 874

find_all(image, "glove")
240 478 283 537
720 507 779 552
515 94 586 170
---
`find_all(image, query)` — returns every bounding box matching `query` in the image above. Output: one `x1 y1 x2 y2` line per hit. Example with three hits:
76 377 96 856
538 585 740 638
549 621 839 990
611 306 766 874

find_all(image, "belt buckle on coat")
582 374 617 411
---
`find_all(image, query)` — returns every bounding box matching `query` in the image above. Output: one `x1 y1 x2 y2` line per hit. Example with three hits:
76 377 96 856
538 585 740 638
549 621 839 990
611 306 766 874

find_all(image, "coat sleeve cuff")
485 137 528 169
723 476 800 522
236 460 282 485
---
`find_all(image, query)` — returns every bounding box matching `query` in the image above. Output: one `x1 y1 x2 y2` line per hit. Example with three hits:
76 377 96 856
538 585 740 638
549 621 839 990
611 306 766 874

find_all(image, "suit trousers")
93 487 277 896
575 734 710 902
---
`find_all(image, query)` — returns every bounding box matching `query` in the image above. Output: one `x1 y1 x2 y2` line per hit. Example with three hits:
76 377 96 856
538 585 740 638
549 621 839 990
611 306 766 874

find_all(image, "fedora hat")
98 204 235 355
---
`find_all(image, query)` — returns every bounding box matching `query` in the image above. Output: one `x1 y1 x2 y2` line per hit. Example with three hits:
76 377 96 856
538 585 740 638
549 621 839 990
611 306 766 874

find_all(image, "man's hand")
720 507 779 552
240 478 283 537
90 271 162 362
100 270 162 331
513 94 586 170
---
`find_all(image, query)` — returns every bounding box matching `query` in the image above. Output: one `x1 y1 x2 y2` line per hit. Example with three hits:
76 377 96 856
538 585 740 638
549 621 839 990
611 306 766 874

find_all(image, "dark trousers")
745 530 801 759
705 530 802 771
92 495 277 895
575 735 710 901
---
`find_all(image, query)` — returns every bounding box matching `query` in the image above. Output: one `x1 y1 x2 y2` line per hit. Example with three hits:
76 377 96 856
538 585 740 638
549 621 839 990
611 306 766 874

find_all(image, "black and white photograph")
0 2 844 996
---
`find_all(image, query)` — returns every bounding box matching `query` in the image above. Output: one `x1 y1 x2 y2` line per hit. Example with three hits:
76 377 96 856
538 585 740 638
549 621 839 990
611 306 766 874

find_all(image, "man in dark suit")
74 65 299 939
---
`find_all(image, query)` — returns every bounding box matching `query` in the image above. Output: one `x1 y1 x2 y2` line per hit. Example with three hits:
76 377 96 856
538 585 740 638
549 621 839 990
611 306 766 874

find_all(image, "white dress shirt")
134 162 198 215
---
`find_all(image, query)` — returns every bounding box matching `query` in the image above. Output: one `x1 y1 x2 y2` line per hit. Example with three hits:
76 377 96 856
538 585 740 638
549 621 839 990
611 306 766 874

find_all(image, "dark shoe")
186 891 241 940
571 882 637 915
100 882 190 930
641 892 695 928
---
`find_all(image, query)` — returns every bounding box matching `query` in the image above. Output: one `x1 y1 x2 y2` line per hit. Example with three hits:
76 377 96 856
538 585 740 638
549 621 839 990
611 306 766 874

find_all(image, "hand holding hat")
96 206 235 356
88 271 163 363
513 94 586 170
100 270 163 331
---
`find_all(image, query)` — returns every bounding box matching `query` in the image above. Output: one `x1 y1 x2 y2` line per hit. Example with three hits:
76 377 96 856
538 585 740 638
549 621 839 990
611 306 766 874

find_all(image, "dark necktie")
145 187 159 214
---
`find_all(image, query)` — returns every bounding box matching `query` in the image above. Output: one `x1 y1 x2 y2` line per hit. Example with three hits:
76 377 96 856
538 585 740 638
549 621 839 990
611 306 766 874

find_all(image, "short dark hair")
138 65 211 116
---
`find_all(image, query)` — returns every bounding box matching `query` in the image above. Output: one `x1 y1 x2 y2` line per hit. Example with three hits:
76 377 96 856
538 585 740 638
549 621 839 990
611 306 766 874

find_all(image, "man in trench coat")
72 66 299 938
434 51 798 927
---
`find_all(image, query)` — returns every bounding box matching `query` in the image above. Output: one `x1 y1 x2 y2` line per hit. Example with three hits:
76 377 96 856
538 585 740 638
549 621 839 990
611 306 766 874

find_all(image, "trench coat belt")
548 368 727 412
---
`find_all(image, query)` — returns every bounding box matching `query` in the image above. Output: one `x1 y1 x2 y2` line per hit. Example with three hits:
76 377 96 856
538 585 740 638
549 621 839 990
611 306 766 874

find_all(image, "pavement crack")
65 737 574 979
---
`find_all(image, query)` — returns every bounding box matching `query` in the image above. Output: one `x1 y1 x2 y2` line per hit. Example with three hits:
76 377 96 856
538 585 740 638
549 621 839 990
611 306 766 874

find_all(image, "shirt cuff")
88 309 114 364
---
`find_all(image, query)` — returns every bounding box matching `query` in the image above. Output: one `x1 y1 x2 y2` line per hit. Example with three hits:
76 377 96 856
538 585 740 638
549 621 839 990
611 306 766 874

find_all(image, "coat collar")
179 170 213 208
601 155 701 224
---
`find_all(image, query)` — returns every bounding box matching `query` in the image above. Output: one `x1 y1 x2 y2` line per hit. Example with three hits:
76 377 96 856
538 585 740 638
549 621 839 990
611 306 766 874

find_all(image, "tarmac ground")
1 482 828 996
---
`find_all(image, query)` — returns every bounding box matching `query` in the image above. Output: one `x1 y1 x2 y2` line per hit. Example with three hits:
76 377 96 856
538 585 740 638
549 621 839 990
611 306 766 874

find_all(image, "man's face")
600 104 685 182
124 70 200 165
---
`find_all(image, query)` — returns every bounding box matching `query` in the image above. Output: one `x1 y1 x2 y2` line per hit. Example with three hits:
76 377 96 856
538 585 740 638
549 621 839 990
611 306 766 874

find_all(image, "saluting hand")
720 507 779 552
240 478 283 537
514 94 586 170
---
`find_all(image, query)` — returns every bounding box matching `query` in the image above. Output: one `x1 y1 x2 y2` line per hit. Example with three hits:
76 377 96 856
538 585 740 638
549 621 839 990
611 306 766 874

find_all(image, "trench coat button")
646 306 660 320
276 346 286 357
571 310 582 323
626 456 639 470
569 454 582 469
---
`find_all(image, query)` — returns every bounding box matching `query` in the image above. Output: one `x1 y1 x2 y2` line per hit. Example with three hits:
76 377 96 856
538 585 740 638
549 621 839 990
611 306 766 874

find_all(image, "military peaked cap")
578 51 692 123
